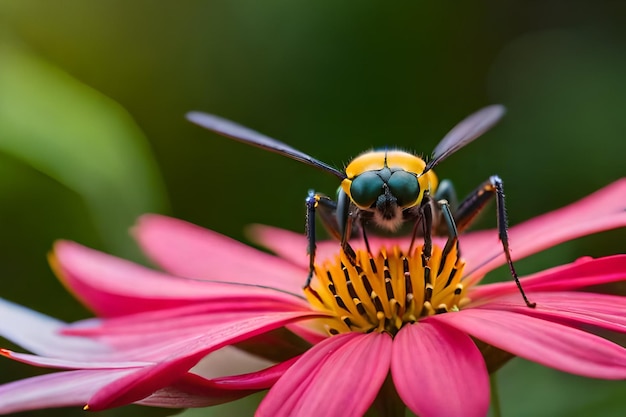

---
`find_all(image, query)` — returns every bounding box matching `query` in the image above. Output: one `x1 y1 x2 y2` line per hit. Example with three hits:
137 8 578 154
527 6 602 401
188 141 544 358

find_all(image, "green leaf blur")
0 42 168 257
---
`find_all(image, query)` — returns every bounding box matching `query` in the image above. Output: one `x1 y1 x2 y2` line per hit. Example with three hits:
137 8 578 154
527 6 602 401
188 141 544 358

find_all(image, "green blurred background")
0 1 625 416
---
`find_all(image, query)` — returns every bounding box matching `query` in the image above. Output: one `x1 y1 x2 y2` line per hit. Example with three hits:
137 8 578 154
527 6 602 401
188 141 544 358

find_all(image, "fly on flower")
187 106 535 307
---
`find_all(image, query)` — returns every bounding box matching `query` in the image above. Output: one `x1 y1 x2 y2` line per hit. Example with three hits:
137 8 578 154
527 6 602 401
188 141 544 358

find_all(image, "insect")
187 106 535 308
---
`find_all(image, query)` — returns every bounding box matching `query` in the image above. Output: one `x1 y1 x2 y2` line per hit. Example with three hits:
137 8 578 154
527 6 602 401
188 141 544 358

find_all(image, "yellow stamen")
304 244 469 336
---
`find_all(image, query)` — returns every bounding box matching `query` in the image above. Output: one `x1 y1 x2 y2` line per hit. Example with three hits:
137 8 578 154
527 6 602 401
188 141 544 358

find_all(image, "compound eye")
388 171 419 207
350 171 384 208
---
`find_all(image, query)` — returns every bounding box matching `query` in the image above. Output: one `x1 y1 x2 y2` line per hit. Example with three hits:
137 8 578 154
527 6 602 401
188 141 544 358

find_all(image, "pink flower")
1 179 626 417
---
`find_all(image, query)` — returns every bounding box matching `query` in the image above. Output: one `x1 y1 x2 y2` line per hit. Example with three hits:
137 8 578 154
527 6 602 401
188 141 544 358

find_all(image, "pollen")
304 244 469 336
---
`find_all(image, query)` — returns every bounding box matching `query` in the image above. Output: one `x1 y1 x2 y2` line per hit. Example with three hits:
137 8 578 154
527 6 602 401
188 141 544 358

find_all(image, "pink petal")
210 355 300 389
64 302 309 337
141 357 301 408
469 255 626 301
0 369 133 414
0 349 151 369
61 303 323 363
256 332 392 417
61 320 285 366
134 214 304 294
430 309 626 379
190 346 275 380
472 291 626 334
391 322 489 417
139 388 246 409
87 310 323 410
53 240 308 317
61 312 315 365
0 298 109 359
462 179 626 285
139 373 254 408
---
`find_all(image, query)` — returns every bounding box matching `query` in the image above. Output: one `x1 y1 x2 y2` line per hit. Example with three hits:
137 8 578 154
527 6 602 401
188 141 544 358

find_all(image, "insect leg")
359 217 373 255
413 193 460 272
336 188 358 265
339 218 358 266
438 199 460 273
456 176 536 308
419 195 434 266
305 190 336 288
491 176 536 308
304 190 357 288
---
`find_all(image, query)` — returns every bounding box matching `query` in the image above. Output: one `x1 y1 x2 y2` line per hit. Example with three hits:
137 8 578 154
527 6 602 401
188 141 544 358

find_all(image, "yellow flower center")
304 244 469 336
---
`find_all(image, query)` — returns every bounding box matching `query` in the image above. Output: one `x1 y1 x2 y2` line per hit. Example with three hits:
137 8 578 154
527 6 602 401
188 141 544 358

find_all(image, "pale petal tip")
47 247 64 283
134 213 163 226
47 241 85 299
131 213 163 234
243 224 264 242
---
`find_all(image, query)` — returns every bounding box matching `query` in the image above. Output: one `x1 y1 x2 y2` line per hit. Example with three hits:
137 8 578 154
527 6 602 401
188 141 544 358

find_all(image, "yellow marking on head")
344 151 386 178
344 150 427 179
417 170 439 204
341 150 439 208
385 151 427 174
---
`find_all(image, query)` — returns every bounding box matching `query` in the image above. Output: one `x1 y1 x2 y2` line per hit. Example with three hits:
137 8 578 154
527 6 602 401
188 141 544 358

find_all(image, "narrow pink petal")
257 332 392 417
61 310 322 366
0 349 151 369
0 298 108 359
211 355 300 389
473 291 626 333
430 309 626 378
61 305 324 364
87 310 323 410
69 314 316 365
134 214 304 294
139 387 248 408
140 387 247 408
64 301 312 337
462 179 626 284
140 358 300 408
190 345 275 380
0 369 133 414
62 304 244 338
53 240 307 317
469 255 626 301
391 322 489 417
139 374 254 408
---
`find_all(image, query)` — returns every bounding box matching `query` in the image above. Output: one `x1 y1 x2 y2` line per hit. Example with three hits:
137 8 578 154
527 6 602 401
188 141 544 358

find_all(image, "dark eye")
388 171 419 207
350 171 384 208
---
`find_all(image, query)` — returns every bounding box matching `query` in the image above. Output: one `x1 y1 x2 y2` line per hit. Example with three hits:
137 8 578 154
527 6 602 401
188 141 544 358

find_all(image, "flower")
1 179 626 417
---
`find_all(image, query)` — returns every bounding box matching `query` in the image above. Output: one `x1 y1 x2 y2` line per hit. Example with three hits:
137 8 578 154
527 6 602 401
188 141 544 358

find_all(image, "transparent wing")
187 111 346 179
425 105 506 172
